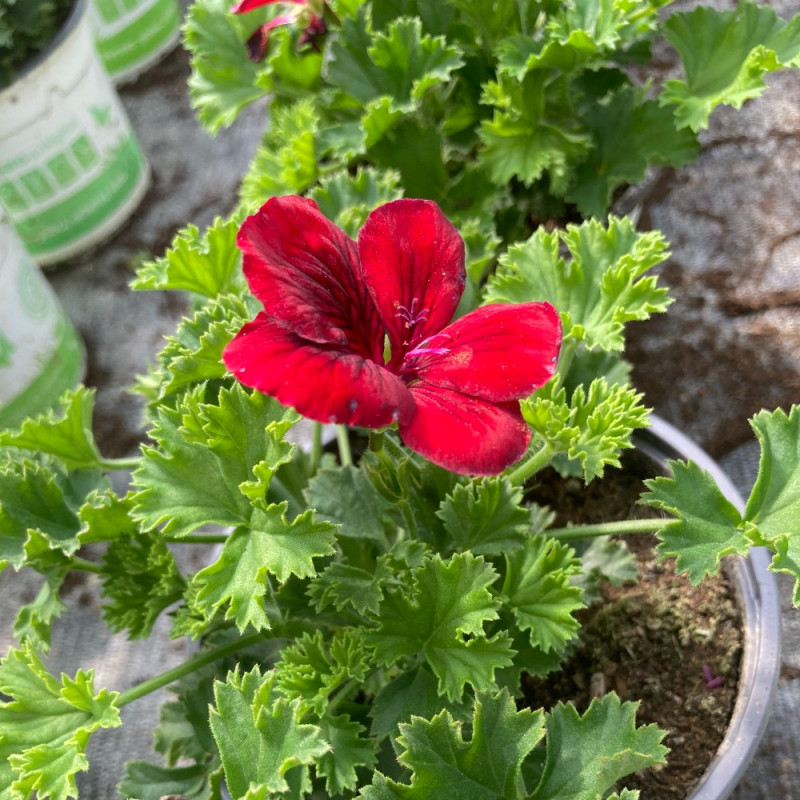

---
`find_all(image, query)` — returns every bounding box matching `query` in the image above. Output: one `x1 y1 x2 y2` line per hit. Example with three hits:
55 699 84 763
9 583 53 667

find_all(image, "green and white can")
0 220 84 429
0 0 150 266
90 0 182 85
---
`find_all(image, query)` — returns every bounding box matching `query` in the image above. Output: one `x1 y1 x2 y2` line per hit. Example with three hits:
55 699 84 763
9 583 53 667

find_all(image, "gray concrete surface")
1 1 799 797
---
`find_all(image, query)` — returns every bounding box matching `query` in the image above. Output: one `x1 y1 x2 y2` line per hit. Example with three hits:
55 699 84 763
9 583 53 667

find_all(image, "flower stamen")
395 298 429 328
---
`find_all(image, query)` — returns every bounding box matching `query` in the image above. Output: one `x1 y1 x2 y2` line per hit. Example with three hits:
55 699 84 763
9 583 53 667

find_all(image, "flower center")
395 298 429 329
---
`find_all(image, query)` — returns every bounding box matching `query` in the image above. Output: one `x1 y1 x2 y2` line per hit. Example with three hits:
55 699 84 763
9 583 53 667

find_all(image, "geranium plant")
185 0 800 229
1 185 800 799
0 0 75 88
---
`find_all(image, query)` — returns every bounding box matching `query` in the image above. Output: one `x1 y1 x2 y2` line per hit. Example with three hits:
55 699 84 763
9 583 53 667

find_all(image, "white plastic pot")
0 0 150 266
90 0 181 85
0 220 84 428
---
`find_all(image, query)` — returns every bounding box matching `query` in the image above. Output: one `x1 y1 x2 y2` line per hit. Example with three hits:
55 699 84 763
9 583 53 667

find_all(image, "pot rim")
8 0 86 87
635 414 781 800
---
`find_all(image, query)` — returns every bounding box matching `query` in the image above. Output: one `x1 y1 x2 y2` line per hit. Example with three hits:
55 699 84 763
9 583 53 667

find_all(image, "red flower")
223 198 562 475
231 0 326 61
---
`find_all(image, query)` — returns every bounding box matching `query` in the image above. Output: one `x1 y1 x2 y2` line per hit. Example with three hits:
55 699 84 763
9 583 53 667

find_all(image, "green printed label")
94 0 180 77
0 318 84 429
15 134 146 257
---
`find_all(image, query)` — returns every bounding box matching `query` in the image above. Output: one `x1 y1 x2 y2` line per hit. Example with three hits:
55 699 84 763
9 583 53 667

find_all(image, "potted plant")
0 0 150 265
89 0 183 85
0 192 795 799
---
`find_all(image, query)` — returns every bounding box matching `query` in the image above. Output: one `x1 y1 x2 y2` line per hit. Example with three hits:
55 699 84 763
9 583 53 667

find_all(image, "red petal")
238 196 383 362
223 313 413 428
357 199 465 366
399 384 531 475
409 302 561 401
231 0 304 12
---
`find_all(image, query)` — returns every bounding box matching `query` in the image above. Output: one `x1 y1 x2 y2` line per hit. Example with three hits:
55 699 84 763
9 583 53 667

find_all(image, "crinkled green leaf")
368 553 513 701
307 167 403 238
370 664 444 740
132 216 241 297
77 490 136 544
209 667 329 798
274 630 370 716
0 387 103 471
184 0 262 134
191 504 335 632
641 460 749 584
362 690 545 800
0 459 81 570
484 217 671 353
522 379 650 482
660 3 800 131
12 568 67 652
151 294 253 401
306 464 393 546
131 385 298 538
530 694 667 799
239 99 320 212
502 535 584 653
259 25 323 97
436 477 533 555
100 528 186 639
573 536 638 605
0 645 121 800
329 10 463 109
568 85 698 217
743 407 800 602
317 715 376 795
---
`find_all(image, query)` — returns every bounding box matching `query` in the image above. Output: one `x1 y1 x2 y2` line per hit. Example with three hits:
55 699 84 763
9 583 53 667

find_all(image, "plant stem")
369 429 385 453
162 533 230 545
552 336 578 392
116 632 265 707
310 422 323 474
71 556 102 574
98 457 140 472
336 425 353 467
507 443 553 486
547 517 667 542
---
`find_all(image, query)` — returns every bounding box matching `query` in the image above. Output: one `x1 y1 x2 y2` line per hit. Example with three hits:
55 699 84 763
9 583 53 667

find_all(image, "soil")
524 449 742 799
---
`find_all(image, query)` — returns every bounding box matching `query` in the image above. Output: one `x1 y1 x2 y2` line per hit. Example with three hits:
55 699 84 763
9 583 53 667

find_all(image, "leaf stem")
369 429 385 453
507 443 553 486
336 425 353 467
71 556 102 574
98 457 141 472
310 422 323 474
162 533 230 544
117 631 265 707
547 517 667 542
552 336 578 392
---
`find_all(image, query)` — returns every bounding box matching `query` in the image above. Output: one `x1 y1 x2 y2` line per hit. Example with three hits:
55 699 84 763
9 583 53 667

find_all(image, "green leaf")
641 460 749 584
484 216 671 353
0 387 103 470
150 293 253 402
530 694 668 799
118 761 211 800
0 645 121 800
77 490 136 544
328 11 463 109
209 667 329 798
131 216 241 297
660 3 800 131
239 98 320 211
306 464 393 546
0 459 81 570
370 664 444 739
368 553 513 701
100 528 186 639
192 504 335 632
573 536 638 605
436 477 532 555
185 0 263 134
743 406 800 601
317 715 376 795
307 167 403 238
274 630 370 716
522 379 650 482
502 535 584 654
12 569 67 652
362 690 545 800
569 86 698 217
131 385 299 538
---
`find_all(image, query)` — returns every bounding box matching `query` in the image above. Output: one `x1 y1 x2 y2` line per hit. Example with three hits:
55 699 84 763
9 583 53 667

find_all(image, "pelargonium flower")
231 0 327 61
223 197 562 475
